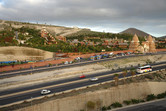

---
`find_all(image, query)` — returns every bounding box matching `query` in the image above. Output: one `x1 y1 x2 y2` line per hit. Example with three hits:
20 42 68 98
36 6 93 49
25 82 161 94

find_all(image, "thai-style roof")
132 34 139 42
147 35 153 42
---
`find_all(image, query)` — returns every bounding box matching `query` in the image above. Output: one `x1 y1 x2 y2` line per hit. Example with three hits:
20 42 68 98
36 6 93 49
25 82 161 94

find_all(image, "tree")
114 74 119 86
130 69 136 77
122 69 128 83
122 69 128 77
130 68 136 81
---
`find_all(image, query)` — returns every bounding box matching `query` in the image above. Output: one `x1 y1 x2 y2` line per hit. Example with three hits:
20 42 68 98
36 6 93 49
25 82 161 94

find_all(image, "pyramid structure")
129 34 140 51
147 35 156 53
129 34 156 53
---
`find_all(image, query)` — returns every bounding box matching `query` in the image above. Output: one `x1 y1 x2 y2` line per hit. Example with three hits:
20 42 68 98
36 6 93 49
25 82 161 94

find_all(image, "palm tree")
114 74 119 86
130 69 136 76
122 69 128 83
130 68 136 80
122 69 128 77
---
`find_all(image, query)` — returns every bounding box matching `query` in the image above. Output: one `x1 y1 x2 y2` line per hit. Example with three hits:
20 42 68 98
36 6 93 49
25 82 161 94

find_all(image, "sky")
0 0 166 37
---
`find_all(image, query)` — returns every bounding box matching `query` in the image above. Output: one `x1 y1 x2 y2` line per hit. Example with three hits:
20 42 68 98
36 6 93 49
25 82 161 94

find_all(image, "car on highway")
116 53 125 57
79 75 86 78
41 89 51 95
136 65 152 73
90 77 98 81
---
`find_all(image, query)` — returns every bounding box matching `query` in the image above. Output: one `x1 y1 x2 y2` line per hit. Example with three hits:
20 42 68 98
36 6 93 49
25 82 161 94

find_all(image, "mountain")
158 35 166 39
120 28 153 37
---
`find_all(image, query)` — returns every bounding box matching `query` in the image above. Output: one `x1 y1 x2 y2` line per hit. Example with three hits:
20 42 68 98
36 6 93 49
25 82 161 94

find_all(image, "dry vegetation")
100 54 166 69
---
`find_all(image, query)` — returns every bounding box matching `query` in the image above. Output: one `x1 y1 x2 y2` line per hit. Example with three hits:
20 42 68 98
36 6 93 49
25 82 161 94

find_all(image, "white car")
41 89 51 95
90 77 98 81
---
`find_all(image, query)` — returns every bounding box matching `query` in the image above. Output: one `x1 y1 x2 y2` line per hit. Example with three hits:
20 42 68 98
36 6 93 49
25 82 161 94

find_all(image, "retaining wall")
16 82 166 111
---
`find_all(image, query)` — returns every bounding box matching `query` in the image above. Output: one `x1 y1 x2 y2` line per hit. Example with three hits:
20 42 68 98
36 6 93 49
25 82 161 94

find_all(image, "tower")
129 34 140 51
147 35 156 53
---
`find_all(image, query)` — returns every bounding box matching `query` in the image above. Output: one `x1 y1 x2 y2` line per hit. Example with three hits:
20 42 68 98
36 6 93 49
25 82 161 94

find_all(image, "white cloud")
0 0 166 37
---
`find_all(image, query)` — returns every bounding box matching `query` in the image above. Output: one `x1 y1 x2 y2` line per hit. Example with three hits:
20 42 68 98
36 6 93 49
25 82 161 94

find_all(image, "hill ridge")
120 27 154 37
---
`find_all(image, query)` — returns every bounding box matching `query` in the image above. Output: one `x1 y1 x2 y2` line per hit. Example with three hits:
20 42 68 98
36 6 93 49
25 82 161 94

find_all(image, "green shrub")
111 102 122 108
107 105 111 110
131 99 140 104
48 63 52 67
157 93 166 99
140 99 145 102
101 106 107 111
123 100 131 105
146 94 156 101
87 101 95 109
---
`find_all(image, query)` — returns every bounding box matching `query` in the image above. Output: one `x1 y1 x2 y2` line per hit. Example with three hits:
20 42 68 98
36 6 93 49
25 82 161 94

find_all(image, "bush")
146 94 156 101
107 105 111 110
131 99 140 104
101 106 107 111
111 102 122 108
123 100 131 105
140 99 145 102
87 101 95 109
48 63 52 67
157 93 166 99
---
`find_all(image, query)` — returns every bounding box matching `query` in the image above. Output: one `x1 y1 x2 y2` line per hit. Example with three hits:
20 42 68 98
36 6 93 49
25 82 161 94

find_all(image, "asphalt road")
116 98 166 111
0 64 166 106
0 52 166 79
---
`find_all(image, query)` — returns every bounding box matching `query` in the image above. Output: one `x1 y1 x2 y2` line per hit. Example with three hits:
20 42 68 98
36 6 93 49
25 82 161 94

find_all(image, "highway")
0 52 166 79
0 63 166 106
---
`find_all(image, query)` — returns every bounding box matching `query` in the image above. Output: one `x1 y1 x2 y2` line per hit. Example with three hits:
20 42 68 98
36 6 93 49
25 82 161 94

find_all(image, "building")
129 34 156 53
41 27 57 45
147 35 156 53
56 36 66 42
129 34 140 51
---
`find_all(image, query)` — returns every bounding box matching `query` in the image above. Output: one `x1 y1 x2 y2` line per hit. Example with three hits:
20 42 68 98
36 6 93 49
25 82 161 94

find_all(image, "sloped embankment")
0 46 54 61
14 82 166 111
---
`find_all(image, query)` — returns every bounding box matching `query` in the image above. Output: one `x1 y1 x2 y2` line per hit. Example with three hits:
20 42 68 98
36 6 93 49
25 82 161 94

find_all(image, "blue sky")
0 0 166 37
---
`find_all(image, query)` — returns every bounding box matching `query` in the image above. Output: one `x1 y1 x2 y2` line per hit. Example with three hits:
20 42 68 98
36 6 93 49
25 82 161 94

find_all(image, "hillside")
0 46 54 61
66 29 133 41
120 28 152 37
159 35 166 39
0 20 83 36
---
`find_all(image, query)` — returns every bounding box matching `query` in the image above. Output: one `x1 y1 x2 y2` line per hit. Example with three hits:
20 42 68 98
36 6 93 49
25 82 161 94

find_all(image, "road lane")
0 62 165 97
1 52 166 79
116 98 166 111
0 64 165 105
